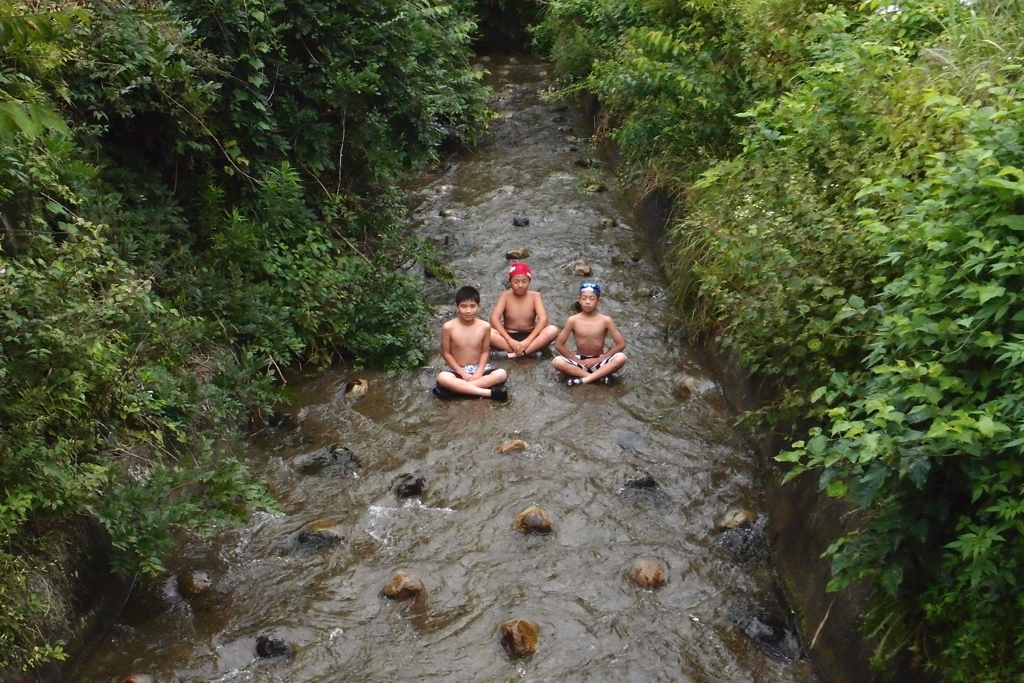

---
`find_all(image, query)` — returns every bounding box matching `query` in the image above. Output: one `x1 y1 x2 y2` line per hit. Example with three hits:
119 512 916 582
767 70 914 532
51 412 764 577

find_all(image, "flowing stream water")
71 55 819 683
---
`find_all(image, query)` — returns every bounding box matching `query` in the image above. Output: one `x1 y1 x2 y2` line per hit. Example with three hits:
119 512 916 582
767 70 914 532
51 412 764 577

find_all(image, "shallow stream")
71 55 819 683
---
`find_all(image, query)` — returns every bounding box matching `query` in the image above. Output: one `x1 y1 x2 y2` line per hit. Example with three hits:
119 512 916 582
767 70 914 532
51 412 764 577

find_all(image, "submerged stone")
296 520 345 548
624 472 658 490
392 473 426 499
629 558 667 589
505 247 531 260
497 438 527 454
500 618 539 657
176 571 212 599
382 571 425 601
255 634 292 659
573 259 592 276
290 444 360 476
120 675 153 683
513 505 552 534
344 378 368 398
512 215 530 227
719 509 758 531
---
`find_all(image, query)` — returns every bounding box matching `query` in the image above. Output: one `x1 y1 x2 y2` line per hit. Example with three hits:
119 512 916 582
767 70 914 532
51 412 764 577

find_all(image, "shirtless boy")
489 262 559 360
435 286 509 400
553 282 628 386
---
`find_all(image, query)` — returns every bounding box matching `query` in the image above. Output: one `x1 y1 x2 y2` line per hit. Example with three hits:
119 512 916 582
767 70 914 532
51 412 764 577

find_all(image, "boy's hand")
582 356 604 369
511 340 527 356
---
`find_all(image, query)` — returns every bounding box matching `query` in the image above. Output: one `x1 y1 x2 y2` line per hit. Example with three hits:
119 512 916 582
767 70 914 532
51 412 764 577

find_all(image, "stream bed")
71 55 819 683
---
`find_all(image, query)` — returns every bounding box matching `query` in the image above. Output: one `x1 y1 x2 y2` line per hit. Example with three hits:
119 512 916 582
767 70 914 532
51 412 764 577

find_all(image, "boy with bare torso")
434 285 509 400
489 262 559 360
553 282 628 386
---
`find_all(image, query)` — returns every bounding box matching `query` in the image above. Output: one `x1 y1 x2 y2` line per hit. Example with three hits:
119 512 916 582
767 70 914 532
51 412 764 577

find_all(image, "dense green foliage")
539 0 1024 679
1 0 491 671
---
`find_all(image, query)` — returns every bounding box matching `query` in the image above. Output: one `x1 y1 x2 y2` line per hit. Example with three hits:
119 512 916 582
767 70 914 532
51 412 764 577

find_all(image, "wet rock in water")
435 184 454 195
382 571 425 601
736 610 802 661
585 183 606 193
500 618 539 657
574 157 599 168
629 558 667 589
344 378 368 398
551 114 567 123
573 259 593 276
290 443 360 476
719 509 758 531
558 125 574 134
498 185 515 194
674 375 716 399
177 571 212 599
120 675 154 683
439 208 457 218
392 473 426 499
564 134 578 142
600 217 618 229
296 519 345 548
426 233 450 247
624 472 658 490
512 215 530 227
513 505 553 534
505 247 531 260
255 634 292 659
497 438 527 454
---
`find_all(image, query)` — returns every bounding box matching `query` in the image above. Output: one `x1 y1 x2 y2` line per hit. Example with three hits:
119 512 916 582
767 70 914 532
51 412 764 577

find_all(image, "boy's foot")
567 377 584 387
490 385 509 401
525 351 544 360
600 376 615 387
489 350 510 360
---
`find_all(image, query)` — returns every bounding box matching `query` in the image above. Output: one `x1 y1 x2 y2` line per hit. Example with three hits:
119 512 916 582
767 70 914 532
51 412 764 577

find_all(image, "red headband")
508 262 532 279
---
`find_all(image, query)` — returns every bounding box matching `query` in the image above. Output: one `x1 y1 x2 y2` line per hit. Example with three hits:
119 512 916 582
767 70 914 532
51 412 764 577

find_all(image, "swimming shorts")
559 352 625 373
446 363 495 375
508 330 531 342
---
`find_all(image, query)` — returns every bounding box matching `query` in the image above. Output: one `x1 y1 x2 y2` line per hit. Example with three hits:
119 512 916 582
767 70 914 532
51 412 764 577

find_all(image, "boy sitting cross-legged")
553 281 627 387
489 262 559 360
434 285 509 401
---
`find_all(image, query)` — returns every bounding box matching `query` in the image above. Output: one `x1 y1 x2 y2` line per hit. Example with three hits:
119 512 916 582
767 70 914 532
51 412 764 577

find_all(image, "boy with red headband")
489 262 560 360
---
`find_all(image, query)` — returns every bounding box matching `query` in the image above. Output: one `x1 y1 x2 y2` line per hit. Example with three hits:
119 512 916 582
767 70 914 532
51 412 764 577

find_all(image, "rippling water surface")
72 55 818 683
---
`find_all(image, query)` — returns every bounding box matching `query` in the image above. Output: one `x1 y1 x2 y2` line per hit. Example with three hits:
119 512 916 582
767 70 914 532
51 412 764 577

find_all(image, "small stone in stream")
514 505 553 534
177 571 213 599
601 217 618 229
439 208 457 218
497 438 527 454
296 519 345 547
564 135 578 142
500 618 540 657
551 115 567 123
344 378 368 398
505 247 531 260
382 571 425 601
392 473 426 499
558 125 574 134
573 259 592 277
512 215 530 227
120 675 154 683
629 558 667 589
291 443 360 476
624 473 658 490
719 509 758 531
255 634 292 659
585 183 606 193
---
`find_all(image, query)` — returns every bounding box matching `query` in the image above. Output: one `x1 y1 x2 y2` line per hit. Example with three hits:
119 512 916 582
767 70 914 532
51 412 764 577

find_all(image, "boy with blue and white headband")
553 281 628 386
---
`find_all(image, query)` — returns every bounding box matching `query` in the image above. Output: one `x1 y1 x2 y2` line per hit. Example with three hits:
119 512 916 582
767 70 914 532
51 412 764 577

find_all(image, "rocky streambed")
69 55 818 683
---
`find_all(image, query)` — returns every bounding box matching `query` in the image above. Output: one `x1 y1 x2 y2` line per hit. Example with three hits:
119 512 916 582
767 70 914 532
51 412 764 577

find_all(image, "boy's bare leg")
553 357 590 379
521 324 559 355
490 329 514 352
580 353 627 383
437 369 508 397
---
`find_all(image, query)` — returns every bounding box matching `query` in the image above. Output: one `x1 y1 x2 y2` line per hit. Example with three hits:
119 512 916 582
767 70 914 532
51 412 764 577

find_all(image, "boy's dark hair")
455 285 480 305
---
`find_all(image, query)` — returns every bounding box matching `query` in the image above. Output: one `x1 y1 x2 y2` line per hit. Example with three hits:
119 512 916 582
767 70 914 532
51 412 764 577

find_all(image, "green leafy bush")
1 0 492 671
